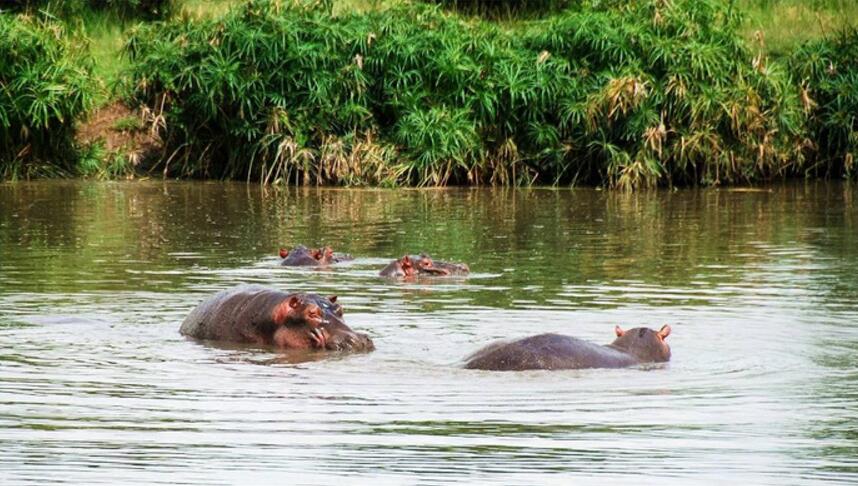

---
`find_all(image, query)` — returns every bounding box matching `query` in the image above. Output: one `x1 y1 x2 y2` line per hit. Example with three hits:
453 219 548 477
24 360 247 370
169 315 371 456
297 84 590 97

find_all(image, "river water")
0 181 856 484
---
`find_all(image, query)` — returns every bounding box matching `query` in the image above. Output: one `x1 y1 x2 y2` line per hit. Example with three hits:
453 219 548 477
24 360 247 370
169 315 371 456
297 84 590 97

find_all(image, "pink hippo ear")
273 296 301 324
288 295 300 309
658 324 671 339
328 295 337 304
279 248 289 259
615 325 625 337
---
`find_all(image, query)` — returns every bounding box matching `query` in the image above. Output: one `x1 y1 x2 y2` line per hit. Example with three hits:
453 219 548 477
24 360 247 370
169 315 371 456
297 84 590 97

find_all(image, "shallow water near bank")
1 181 857 484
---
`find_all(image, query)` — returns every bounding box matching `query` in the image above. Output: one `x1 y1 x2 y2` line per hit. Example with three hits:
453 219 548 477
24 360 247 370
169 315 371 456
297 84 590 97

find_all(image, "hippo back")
180 285 286 343
464 333 639 371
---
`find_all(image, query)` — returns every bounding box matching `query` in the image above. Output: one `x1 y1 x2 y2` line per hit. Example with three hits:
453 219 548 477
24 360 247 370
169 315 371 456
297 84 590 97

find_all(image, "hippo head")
280 245 312 259
311 246 335 265
411 253 450 276
611 325 671 363
398 255 416 277
271 293 373 352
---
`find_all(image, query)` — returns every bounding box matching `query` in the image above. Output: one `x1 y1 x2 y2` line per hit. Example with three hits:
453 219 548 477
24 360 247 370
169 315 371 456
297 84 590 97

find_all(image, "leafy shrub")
790 29 858 177
125 0 811 187
0 13 95 178
426 0 574 18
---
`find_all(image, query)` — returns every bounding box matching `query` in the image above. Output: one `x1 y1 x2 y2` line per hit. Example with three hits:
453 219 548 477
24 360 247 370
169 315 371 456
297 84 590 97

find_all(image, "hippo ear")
288 295 300 309
402 255 412 265
328 295 337 304
615 325 625 337
658 324 671 339
279 248 289 258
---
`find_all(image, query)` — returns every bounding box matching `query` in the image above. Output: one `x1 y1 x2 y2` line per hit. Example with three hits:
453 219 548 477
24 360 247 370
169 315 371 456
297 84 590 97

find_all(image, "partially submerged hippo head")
180 286 374 359
280 245 326 266
310 246 335 264
379 255 416 278
271 293 373 352
279 245 343 266
611 325 671 363
410 253 450 276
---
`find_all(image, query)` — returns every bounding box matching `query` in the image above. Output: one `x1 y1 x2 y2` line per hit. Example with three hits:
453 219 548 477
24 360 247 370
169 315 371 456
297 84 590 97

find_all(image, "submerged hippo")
180 285 374 352
279 245 353 266
279 245 328 266
410 253 469 276
379 255 417 278
379 254 449 278
464 325 671 371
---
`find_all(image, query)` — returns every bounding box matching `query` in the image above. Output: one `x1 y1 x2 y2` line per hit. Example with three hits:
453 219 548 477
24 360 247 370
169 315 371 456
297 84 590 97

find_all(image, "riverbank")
1 0 855 187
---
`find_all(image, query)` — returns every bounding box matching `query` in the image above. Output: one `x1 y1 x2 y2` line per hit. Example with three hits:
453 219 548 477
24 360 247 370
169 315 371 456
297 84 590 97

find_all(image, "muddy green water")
1 181 857 484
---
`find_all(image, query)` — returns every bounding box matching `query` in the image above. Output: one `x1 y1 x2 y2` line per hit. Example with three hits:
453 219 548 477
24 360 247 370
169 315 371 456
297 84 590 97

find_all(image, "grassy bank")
124 0 810 188
1 0 856 186
0 13 95 179
739 0 858 55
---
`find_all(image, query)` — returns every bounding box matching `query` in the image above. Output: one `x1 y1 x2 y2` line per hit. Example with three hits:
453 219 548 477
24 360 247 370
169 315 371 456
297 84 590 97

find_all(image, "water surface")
1 181 857 484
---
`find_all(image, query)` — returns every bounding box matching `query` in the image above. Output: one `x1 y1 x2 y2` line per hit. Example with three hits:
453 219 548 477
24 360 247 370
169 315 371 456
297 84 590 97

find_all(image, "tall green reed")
0 13 96 179
123 0 847 188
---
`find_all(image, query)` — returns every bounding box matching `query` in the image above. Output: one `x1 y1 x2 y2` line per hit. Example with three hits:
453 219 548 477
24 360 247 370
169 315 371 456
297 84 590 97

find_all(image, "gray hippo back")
465 325 671 371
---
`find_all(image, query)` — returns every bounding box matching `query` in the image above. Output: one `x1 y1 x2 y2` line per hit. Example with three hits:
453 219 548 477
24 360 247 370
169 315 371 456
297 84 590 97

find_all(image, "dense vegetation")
0 13 95 179
0 0 856 187
790 29 858 177
125 0 809 187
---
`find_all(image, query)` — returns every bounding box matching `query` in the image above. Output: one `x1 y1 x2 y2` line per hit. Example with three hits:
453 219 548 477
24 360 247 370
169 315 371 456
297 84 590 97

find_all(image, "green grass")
0 13 96 178
739 0 858 55
123 0 814 188
180 0 240 17
2 0 856 184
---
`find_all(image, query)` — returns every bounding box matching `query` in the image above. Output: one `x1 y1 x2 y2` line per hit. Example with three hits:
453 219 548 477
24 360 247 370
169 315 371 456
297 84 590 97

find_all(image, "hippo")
279 245 334 266
464 325 671 371
410 253 469 276
379 255 417 278
378 254 445 277
279 245 353 266
180 285 374 352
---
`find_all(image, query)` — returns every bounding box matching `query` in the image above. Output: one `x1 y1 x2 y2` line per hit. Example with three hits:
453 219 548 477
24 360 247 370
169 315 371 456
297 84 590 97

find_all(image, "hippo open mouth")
309 327 329 349
419 266 451 276
310 326 374 352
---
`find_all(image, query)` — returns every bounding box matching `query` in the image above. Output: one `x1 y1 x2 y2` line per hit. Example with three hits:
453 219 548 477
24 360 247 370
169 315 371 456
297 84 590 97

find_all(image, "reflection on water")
1 181 857 484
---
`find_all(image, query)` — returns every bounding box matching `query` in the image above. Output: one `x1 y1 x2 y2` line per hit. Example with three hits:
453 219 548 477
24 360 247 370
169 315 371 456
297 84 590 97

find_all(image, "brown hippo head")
410 253 450 276
399 255 416 277
311 246 335 265
611 325 671 363
271 293 373 352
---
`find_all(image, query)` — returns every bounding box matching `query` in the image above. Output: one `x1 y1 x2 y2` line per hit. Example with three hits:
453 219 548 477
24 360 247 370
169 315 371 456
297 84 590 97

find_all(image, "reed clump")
790 29 858 177
124 0 820 188
0 13 96 179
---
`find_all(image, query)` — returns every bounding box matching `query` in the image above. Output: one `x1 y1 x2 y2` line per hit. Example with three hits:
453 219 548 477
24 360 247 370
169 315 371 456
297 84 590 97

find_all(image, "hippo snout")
326 331 374 352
